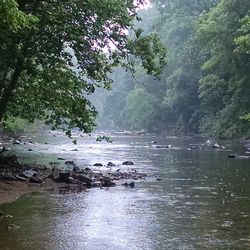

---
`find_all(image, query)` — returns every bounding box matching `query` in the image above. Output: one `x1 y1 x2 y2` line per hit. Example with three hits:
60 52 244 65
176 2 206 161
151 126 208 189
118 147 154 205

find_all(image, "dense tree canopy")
98 0 250 138
0 0 166 135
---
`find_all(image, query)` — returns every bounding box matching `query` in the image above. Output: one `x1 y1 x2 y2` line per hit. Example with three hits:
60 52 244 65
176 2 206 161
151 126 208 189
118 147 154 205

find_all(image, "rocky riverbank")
0 152 147 204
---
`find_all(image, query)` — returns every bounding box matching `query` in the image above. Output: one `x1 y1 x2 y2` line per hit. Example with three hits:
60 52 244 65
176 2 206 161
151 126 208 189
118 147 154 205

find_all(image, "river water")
1 133 250 249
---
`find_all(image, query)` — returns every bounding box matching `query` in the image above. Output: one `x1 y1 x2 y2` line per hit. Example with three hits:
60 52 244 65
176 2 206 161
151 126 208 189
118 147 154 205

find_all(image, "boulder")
73 166 80 172
13 140 22 145
101 177 116 187
65 160 75 165
8 224 20 231
122 161 134 165
78 174 92 185
123 182 135 188
212 143 225 149
29 176 43 184
107 162 116 167
22 170 37 178
53 172 70 183
93 163 103 167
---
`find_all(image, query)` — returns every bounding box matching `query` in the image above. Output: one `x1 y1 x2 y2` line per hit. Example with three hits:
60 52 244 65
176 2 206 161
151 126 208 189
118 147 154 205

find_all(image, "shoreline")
0 179 68 205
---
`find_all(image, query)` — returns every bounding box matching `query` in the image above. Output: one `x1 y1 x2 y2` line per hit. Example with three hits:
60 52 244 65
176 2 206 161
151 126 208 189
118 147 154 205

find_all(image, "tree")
0 0 166 134
197 0 250 137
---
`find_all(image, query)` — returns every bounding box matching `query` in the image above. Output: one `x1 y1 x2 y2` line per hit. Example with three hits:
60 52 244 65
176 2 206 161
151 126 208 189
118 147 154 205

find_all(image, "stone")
65 160 75 165
29 176 43 184
13 140 22 145
15 175 28 181
22 170 37 178
122 161 134 165
73 166 80 172
57 157 66 160
53 172 70 183
123 182 135 188
107 162 116 166
8 224 20 231
78 174 92 185
93 163 103 166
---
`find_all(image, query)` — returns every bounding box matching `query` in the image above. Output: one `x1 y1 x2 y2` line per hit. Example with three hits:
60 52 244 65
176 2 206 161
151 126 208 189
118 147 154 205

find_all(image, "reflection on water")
1 135 250 249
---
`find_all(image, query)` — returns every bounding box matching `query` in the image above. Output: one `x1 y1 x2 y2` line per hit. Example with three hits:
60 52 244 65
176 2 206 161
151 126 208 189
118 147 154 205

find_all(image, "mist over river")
1 133 250 249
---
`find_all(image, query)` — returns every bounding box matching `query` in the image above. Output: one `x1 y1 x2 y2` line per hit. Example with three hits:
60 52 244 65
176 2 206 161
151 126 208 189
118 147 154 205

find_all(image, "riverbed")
1 133 250 249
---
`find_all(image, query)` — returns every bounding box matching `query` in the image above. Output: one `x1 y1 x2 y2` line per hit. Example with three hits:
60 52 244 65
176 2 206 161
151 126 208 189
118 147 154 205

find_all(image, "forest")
0 0 250 139
97 0 250 138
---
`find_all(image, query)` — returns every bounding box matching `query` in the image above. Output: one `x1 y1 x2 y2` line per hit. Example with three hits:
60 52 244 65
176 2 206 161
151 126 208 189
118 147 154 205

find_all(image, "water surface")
1 134 250 249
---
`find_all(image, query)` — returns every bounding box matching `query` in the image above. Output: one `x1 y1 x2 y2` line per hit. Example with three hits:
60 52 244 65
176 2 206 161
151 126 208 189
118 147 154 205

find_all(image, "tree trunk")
0 60 24 121
0 0 41 121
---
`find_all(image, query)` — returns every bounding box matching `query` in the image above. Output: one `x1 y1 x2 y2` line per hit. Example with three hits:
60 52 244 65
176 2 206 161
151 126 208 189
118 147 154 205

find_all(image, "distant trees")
99 0 250 138
0 0 166 135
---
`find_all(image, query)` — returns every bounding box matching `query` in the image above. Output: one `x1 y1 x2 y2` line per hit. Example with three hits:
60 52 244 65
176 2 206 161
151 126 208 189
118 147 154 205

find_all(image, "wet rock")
78 174 92 185
228 154 250 159
84 167 91 171
29 176 43 184
15 175 28 181
68 176 79 184
123 182 135 188
187 145 200 150
49 162 60 165
107 162 116 167
1 175 17 181
13 140 22 145
212 143 225 149
53 172 70 183
22 170 37 178
90 181 101 188
73 166 80 172
93 163 103 167
122 161 134 165
101 177 116 187
153 144 171 149
8 224 20 231
156 178 163 181
65 160 75 165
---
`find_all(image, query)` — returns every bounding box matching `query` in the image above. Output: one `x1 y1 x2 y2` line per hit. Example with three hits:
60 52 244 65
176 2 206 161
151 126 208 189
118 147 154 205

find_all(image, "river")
1 133 250 249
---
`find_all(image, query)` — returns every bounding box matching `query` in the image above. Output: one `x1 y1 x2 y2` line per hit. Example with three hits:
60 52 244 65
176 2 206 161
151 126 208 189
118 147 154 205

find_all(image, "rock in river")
122 161 134 165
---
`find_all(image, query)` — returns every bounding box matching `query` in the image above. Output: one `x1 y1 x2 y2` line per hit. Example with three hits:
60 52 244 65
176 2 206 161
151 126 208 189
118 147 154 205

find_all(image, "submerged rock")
228 154 250 159
212 143 226 149
8 224 20 231
123 182 135 188
65 160 75 165
13 140 22 145
152 145 171 149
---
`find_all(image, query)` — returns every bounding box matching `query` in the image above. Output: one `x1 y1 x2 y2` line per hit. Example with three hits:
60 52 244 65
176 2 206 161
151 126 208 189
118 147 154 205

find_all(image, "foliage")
197 0 250 137
0 0 166 135
91 0 250 138
119 88 161 130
